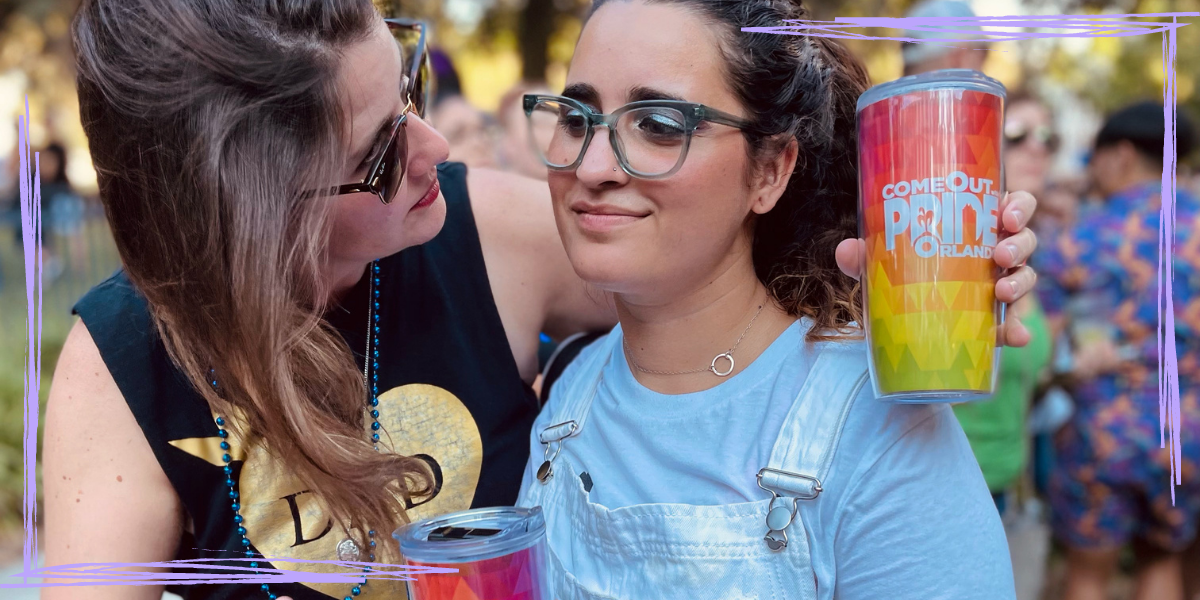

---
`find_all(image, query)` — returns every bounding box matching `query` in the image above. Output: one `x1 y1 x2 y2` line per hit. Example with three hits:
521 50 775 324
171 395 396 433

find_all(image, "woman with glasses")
42 2 614 599
516 1 1040 598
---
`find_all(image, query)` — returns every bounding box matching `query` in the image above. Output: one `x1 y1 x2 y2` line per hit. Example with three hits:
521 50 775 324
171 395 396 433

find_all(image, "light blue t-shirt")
520 320 1016 599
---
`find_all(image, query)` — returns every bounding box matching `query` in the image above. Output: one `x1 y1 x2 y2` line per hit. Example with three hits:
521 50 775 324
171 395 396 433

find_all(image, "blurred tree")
519 0 557 81
0 2 18 30
1032 0 1200 164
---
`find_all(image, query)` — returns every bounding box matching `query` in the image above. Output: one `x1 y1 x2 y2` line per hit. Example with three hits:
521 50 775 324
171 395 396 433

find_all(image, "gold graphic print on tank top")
169 384 483 599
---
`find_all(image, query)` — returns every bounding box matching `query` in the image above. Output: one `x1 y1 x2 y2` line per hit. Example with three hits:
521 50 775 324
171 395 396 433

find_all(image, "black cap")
1095 100 1195 162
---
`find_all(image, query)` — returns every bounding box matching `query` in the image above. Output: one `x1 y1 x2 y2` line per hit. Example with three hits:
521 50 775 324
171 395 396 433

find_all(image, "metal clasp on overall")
537 420 579 484
756 467 823 551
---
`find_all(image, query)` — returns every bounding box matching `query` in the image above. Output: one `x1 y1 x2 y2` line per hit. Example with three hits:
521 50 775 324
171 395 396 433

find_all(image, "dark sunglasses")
323 19 431 205
1004 121 1060 154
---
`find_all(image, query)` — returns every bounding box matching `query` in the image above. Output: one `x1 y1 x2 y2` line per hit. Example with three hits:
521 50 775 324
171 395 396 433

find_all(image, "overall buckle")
756 468 823 551
536 420 578 483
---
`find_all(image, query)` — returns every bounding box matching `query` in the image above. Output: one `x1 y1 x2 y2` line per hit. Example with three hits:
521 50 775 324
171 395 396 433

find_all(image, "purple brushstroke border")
1160 18 1182 504
17 97 43 589
6 10 1196 592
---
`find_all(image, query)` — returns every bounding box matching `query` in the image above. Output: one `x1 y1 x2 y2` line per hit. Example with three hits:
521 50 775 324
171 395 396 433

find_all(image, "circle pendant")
537 460 554 483
710 353 735 377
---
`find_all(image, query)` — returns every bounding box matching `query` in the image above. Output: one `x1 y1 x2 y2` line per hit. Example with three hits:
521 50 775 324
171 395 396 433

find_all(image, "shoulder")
465 167 556 250
807 366 1010 597
67 269 216 447
53 318 116 392
47 318 151 485
820 379 991 531
465 166 551 208
75 269 146 319
48 317 149 442
801 337 979 502
839 344 972 479
73 269 158 363
533 329 617 424
835 394 969 490
446 163 555 253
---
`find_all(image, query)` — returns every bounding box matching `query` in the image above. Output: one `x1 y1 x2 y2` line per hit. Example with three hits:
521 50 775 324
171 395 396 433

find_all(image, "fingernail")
1006 244 1018 263
1011 209 1024 226
1010 279 1019 295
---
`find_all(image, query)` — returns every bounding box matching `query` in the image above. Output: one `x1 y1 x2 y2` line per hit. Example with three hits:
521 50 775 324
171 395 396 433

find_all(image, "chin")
563 237 651 295
394 193 447 253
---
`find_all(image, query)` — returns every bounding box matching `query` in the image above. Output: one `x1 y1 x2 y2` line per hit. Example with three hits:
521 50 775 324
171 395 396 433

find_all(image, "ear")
750 137 799 216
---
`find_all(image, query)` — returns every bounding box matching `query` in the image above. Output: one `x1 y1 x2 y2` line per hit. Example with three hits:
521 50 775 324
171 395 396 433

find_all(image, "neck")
325 258 373 308
1110 157 1164 198
617 255 794 395
1119 173 1162 195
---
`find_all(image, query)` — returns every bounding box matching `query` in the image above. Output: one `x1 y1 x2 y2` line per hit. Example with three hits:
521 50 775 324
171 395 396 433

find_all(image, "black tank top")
73 162 539 600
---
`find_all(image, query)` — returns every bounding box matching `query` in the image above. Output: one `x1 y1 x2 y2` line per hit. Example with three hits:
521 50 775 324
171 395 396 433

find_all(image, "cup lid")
857 68 1006 113
393 506 545 564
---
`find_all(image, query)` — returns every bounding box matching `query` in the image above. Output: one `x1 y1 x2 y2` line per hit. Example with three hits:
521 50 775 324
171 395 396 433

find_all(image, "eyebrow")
627 85 687 103
562 83 600 107
561 83 690 114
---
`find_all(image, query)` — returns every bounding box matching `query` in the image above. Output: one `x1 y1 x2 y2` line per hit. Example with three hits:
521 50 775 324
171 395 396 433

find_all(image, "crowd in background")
1 1 1199 598
0 140 93 297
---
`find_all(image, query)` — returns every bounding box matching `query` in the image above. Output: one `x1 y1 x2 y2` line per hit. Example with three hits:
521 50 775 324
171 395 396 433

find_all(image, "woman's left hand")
835 190 1039 348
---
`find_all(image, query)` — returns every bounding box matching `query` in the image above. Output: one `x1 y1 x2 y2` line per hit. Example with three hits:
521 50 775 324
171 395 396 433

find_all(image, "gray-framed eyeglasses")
523 94 754 179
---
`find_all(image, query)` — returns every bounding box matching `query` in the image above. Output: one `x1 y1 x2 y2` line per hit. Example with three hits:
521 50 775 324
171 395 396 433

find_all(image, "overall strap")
756 340 869 550
534 326 621 484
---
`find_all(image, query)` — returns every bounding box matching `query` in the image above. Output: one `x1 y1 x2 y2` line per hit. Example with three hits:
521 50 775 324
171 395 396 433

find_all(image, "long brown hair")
72 0 433 545
589 0 870 341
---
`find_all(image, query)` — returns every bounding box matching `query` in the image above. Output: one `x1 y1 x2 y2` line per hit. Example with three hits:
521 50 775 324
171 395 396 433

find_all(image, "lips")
569 201 649 219
411 178 440 211
569 201 650 232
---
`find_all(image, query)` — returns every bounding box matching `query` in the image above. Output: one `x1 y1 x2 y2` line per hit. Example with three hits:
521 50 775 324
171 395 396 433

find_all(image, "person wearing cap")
901 0 990 76
1032 101 1200 600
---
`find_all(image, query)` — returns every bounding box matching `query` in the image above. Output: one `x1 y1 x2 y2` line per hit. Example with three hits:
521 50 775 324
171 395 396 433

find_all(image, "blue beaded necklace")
210 260 383 600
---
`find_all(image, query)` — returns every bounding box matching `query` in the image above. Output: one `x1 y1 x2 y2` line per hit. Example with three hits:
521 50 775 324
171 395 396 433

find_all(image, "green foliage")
1054 1 1200 133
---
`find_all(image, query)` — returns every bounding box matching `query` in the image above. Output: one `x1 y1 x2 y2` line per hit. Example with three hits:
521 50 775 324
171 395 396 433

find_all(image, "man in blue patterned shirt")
1034 101 1198 600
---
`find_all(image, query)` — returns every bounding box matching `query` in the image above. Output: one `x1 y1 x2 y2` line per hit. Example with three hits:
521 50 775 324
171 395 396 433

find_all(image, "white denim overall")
517 332 869 600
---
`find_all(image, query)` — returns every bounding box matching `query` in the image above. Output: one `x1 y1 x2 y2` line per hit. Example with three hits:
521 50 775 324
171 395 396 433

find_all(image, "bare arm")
42 319 184 600
469 168 617 382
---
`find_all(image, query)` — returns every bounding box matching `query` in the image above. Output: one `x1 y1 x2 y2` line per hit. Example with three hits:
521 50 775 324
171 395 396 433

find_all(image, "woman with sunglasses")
516 1 1040 598
42 2 614 599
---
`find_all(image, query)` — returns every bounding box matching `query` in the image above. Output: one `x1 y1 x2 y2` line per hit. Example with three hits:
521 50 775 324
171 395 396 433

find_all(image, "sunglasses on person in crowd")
324 18 431 205
1004 121 1060 154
